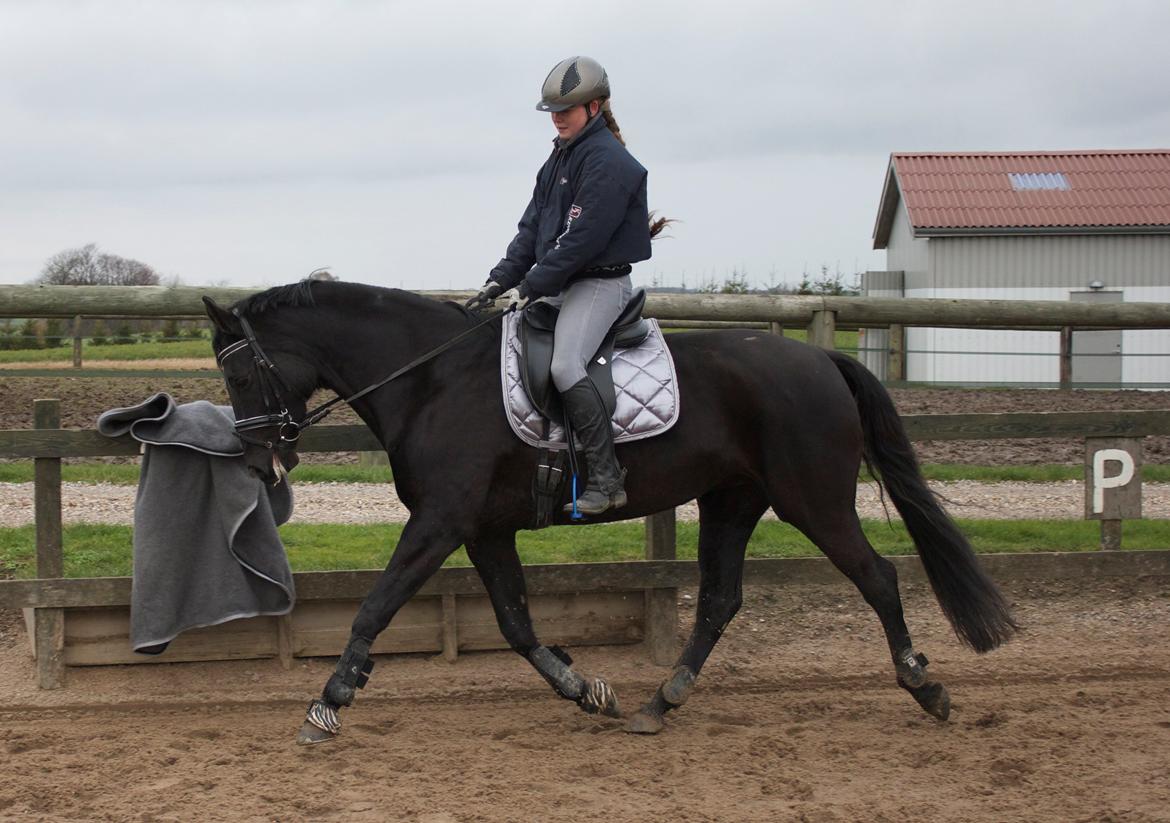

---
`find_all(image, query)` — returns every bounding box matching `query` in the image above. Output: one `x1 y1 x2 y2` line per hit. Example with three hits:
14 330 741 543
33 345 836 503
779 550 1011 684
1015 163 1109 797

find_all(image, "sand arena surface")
1 576 1168 822
1 376 1169 820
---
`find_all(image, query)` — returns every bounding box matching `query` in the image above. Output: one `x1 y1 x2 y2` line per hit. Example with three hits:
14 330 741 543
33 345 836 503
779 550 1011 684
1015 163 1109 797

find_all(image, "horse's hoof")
296 721 338 745
903 680 951 722
661 666 697 707
625 710 664 735
580 677 622 718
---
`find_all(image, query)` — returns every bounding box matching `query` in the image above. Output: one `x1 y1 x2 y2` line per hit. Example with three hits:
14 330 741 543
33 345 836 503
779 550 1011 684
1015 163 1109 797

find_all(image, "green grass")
3 518 1169 580
0 338 213 363
3 461 1164 486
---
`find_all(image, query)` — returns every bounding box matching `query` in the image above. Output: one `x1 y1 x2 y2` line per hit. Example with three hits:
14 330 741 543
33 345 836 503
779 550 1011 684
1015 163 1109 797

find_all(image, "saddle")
519 288 651 424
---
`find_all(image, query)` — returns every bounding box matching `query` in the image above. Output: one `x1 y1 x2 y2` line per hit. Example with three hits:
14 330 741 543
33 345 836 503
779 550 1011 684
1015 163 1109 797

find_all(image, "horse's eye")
227 373 251 390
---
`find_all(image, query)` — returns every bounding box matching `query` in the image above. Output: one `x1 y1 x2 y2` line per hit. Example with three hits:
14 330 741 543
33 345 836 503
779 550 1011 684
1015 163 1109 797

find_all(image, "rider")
468 56 663 516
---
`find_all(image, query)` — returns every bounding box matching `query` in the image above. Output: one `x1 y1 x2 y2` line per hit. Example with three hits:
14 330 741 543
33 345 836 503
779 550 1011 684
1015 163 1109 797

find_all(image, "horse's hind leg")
788 508 950 721
466 531 620 718
627 486 767 734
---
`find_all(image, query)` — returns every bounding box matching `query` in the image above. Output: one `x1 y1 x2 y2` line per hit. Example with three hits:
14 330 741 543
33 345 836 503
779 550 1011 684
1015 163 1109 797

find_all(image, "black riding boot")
561 377 627 516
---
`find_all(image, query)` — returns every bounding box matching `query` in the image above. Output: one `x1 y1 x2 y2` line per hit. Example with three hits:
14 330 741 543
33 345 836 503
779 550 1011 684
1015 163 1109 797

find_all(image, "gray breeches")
545 275 633 393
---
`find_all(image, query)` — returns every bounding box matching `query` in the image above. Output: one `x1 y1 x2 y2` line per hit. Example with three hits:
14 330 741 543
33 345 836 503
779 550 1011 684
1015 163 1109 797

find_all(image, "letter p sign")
1085 438 1143 520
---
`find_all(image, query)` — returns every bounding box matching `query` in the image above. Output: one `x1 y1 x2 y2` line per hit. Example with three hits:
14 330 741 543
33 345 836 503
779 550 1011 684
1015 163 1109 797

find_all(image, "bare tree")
37 243 161 286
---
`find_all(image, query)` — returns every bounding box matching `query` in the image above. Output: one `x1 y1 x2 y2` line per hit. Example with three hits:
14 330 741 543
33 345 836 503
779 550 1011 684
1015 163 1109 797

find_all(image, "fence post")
644 510 678 665
807 310 837 350
1059 326 1073 388
71 315 83 369
888 324 905 381
769 321 784 337
34 399 66 688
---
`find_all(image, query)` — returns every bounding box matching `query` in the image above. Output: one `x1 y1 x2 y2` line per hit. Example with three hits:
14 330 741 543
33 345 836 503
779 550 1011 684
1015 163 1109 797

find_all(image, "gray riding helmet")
536 56 610 112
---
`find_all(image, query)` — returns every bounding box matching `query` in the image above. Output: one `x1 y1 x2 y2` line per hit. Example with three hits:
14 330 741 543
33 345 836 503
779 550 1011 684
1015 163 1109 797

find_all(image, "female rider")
468 55 663 517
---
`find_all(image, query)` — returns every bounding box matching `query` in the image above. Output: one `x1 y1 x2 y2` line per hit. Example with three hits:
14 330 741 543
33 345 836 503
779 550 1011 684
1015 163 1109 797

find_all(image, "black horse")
202 281 1016 744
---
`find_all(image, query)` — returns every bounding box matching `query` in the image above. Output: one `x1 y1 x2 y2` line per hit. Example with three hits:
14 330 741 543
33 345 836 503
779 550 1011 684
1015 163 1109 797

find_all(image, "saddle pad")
501 311 681 450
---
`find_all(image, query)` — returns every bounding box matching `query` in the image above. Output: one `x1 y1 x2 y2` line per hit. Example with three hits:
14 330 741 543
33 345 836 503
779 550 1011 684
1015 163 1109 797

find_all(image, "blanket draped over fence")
96 393 294 654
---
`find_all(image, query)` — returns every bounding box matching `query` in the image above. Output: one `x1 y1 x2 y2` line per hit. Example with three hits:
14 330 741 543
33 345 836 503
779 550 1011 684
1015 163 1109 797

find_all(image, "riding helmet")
536 56 610 112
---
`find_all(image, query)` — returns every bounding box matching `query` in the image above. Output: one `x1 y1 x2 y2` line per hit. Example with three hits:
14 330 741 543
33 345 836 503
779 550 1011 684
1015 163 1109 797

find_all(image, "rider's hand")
465 280 504 312
511 281 534 312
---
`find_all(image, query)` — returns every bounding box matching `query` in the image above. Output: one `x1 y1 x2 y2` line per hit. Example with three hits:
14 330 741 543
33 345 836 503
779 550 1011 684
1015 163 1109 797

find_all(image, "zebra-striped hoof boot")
578 676 622 718
297 699 341 745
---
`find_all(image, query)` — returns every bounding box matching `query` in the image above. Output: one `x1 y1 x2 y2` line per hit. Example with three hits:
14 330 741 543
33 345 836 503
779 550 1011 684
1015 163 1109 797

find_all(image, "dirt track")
2 379 1169 820
2 576 1169 822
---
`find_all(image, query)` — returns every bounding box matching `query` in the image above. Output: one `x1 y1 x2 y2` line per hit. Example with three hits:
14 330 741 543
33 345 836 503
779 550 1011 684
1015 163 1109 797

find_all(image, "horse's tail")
827 351 1018 653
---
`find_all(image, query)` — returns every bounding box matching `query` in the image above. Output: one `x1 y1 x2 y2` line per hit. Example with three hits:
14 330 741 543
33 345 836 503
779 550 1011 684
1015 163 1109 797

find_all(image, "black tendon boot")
561 377 627 516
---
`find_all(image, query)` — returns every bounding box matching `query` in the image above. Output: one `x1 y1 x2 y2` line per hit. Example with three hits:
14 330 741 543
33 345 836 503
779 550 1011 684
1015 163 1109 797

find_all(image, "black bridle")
217 304 515 451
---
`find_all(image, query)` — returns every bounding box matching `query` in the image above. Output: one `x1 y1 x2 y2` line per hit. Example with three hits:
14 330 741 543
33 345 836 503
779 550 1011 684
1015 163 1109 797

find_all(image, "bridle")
216 304 516 451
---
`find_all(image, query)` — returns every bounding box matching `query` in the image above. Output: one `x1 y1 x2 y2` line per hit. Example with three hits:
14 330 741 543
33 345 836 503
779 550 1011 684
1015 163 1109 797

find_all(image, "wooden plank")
807 310 837 350
645 509 678 665
0 424 380 458
0 429 141 458
1059 326 1073 388
902 410 1170 441
5 410 1170 461
6 286 1170 328
63 608 279 666
441 594 458 662
14 552 1170 667
290 598 443 657
10 550 1170 614
34 400 63 579
453 592 643 652
888 324 905 382
276 613 294 670
33 399 65 689
71 315 82 369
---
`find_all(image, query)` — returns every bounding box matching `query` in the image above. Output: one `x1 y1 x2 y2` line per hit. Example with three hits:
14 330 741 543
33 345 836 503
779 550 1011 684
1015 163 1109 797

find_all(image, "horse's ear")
202 296 237 334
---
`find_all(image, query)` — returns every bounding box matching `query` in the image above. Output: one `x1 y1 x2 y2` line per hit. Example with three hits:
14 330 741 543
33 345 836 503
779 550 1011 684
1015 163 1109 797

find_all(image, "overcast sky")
2 0 1168 292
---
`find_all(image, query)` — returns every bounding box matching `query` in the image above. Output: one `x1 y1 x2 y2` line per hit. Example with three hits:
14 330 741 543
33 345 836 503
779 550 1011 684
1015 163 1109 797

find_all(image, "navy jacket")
490 115 652 298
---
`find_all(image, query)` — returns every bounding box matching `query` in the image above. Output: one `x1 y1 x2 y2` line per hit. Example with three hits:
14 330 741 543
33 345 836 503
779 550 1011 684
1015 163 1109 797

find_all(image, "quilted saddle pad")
500 310 681 450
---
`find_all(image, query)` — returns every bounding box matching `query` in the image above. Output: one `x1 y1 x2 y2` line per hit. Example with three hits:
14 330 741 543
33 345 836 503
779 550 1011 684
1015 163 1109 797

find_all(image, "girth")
519 288 650 424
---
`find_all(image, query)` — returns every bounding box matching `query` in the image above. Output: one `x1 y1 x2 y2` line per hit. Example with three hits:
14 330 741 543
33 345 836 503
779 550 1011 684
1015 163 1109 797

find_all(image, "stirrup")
564 483 628 516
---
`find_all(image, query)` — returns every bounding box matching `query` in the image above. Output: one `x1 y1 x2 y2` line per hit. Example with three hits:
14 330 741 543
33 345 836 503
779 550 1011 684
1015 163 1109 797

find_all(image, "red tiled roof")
872 150 1170 249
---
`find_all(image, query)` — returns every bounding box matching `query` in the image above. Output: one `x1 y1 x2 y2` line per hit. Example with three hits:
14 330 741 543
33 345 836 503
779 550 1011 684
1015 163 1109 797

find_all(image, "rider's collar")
553 112 608 151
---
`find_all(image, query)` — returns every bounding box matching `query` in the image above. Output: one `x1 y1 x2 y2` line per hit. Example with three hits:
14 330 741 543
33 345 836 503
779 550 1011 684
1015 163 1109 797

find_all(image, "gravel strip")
1 480 1166 527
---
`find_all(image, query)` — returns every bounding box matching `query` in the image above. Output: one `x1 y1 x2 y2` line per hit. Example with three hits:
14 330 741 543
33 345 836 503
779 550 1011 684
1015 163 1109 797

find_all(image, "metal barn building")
862 150 1170 386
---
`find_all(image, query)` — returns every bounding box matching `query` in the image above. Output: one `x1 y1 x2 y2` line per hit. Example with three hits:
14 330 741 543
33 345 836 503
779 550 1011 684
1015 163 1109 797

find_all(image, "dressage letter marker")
1085 437 1143 521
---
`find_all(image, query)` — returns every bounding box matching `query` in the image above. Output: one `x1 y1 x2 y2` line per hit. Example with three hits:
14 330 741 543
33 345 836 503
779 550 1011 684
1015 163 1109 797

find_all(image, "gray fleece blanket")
97 393 294 654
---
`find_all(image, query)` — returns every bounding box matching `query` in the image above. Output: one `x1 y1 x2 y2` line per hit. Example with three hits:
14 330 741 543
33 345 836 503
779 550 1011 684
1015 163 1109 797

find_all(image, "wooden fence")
3 403 1169 689
2 286 1169 688
4 286 1169 384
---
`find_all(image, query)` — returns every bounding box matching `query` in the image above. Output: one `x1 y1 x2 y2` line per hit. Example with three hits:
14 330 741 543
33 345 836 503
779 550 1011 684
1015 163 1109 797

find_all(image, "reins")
220 303 516 448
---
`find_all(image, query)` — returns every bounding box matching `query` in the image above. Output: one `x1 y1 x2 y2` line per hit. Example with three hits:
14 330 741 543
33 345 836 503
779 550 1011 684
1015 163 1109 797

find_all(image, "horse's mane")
234 280 317 316
233 279 481 325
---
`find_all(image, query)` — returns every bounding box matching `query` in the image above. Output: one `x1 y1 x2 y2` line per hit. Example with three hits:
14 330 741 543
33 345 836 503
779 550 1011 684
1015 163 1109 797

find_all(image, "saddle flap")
518 288 649 422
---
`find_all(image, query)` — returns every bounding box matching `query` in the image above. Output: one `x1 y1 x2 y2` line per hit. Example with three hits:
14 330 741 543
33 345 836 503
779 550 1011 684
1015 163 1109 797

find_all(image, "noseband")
217 304 516 452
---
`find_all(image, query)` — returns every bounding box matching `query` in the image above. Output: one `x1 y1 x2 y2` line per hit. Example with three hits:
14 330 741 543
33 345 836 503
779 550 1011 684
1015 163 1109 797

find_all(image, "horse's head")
203 295 312 485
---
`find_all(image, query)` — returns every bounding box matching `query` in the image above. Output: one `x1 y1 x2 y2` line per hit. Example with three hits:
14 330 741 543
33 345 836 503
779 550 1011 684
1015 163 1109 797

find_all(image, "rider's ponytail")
599 101 673 240
600 100 625 146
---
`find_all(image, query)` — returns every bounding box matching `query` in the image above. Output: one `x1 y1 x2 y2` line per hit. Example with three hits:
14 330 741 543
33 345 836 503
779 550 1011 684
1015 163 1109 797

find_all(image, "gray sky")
3 0 1168 292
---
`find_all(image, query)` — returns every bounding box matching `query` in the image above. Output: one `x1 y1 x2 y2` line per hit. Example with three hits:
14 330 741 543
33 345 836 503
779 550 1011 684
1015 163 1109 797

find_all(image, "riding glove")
465 280 504 312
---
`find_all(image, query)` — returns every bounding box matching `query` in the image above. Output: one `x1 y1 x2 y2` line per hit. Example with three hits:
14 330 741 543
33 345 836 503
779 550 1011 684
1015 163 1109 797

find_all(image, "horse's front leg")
467 531 621 719
297 516 459 745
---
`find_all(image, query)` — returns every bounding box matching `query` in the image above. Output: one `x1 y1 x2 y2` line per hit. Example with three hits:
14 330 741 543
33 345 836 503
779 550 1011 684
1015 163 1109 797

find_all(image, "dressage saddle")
519 288 650 424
